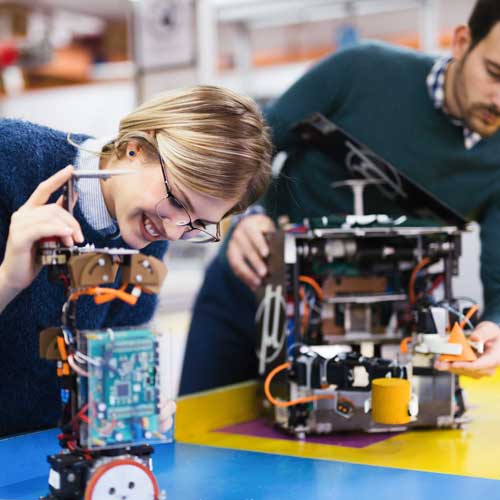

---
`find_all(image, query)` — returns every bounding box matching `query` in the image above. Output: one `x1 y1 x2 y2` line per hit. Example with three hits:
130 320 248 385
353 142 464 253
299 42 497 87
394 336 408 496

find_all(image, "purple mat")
216 418 397 448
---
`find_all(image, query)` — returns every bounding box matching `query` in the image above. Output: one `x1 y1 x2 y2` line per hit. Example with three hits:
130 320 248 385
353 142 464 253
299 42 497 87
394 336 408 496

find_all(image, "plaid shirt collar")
426 56 482 150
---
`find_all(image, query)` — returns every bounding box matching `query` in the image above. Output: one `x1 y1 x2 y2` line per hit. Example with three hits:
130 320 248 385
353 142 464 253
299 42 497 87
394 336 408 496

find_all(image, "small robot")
38 171 171 499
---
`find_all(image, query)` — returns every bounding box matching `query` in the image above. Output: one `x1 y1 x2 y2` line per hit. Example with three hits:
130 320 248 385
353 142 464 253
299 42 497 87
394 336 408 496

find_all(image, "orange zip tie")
56 336 68 361
299 287 310 331
299 275 324 301
69 286 139 305
400 336 413 354
92 283 127 303
408 257 431 304
264 362 335 408
459 304 479 329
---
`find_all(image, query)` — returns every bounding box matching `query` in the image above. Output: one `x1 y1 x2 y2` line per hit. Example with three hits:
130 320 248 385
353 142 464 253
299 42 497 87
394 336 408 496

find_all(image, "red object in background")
0 42 19 68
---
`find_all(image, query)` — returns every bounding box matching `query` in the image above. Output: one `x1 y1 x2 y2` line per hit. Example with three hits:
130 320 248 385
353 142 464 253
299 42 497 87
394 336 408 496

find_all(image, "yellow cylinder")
371 378 411 425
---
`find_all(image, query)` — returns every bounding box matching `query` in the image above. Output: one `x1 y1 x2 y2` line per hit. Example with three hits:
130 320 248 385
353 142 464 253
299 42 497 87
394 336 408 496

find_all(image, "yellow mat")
175 373 500 479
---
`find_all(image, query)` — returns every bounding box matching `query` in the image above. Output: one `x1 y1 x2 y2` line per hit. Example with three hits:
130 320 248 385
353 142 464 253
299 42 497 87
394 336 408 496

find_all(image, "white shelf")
196 0 439 94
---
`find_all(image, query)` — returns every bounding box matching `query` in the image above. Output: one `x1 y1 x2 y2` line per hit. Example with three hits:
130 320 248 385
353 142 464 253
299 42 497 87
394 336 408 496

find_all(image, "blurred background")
0 0 479 396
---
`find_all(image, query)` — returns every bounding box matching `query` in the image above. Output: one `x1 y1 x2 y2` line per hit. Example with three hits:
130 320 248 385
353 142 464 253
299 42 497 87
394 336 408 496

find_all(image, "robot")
37 170 171 499
257 115 482 437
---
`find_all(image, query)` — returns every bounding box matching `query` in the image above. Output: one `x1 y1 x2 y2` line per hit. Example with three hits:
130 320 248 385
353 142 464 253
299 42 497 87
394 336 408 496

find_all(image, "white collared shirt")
73 137 120 238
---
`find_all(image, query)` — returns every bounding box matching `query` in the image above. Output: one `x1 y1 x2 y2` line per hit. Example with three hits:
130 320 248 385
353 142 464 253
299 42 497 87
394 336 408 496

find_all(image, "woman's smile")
141 212 163 241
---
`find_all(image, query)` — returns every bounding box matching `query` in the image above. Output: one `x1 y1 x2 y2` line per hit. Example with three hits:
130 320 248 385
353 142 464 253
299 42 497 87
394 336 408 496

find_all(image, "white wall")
0 81 135 136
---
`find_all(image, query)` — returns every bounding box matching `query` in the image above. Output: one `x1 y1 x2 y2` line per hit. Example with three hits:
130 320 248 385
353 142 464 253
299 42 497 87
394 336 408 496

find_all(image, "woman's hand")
0 165 84 297
158 397 176 434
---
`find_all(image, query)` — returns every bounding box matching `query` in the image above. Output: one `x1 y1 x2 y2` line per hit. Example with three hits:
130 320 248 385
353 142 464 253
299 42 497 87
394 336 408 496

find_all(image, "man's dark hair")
468 0 500 49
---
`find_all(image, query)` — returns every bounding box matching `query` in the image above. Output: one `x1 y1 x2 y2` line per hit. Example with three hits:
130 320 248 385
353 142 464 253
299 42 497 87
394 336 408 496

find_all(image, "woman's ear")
126 141 140 161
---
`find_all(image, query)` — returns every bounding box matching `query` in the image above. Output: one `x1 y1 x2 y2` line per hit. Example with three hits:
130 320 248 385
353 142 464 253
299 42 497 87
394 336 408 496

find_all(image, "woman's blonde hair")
109 85 272 215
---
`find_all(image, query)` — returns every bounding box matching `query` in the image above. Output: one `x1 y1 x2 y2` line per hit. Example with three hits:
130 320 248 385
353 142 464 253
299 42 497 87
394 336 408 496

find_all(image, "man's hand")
227 214 276 291
435 321 500 378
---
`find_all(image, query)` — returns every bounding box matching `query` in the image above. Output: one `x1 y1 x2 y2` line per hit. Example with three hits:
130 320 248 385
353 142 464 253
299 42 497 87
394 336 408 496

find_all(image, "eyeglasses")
156 154 221 243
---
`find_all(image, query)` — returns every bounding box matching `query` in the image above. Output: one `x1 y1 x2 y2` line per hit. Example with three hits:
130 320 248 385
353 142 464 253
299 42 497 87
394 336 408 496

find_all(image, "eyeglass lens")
155 197 219 243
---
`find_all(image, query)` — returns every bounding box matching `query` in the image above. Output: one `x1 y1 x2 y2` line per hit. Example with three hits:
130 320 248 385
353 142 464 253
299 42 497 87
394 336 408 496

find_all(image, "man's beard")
464 103 500 136
453 59 500 136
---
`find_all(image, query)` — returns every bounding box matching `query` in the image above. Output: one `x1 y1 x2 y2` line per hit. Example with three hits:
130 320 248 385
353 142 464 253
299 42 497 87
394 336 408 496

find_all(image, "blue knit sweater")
0 119 168 436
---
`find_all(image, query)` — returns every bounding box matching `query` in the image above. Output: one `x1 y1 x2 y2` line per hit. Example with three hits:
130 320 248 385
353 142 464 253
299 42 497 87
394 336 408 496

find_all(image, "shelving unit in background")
196 0 440 99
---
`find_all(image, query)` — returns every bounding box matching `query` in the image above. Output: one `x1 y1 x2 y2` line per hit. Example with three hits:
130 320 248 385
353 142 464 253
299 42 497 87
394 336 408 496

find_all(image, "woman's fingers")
18 204 83 243
13 220 74 247
55 189 79 211
43 204 84 242
0 166 82 293
25 165 74 208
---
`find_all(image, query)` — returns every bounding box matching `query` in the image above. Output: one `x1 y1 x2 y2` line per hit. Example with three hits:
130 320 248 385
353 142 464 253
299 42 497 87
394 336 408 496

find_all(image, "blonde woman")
0 85 272 436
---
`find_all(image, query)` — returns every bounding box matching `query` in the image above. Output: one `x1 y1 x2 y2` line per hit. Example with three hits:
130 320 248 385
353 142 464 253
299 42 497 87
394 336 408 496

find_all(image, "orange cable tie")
408 257 431 304
264 362 335 408
460 304 479 329
298 275 324 301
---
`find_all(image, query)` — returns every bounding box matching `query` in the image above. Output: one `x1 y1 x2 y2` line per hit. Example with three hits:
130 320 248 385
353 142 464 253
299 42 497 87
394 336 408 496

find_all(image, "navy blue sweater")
0 119 168 436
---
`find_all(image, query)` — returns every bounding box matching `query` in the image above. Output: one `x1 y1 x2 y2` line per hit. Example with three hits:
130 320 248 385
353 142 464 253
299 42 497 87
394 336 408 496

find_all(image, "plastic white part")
284 234 297 264
352 365 369 387
415 334 462 355
87 463 156 499
408 394 419 417
73 169 138 179
49 469 61 490
430 307 448 335
364 398 371 414
256 284 286 375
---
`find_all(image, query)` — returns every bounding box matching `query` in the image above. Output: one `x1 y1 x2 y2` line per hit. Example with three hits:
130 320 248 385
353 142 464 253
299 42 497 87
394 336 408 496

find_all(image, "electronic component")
77 328 171 449
257 116 478 437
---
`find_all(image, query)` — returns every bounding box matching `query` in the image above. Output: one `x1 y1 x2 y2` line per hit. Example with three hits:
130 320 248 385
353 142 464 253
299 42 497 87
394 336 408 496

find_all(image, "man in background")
180 0 500 395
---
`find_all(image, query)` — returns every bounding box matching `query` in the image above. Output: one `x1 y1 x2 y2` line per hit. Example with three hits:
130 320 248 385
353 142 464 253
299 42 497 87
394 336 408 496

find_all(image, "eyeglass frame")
156 153 221 243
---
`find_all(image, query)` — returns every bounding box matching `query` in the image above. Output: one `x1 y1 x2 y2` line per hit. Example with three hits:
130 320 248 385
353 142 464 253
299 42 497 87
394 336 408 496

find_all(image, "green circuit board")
77 327 170 449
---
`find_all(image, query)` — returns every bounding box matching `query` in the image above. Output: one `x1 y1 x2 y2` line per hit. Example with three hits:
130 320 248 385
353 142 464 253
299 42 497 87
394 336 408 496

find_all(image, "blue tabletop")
1 428 500 500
